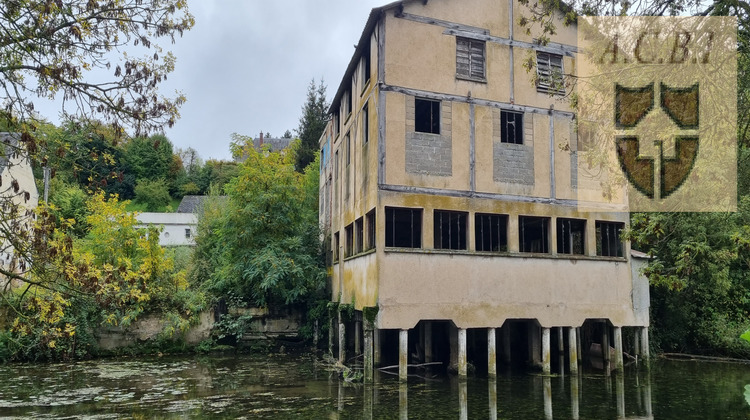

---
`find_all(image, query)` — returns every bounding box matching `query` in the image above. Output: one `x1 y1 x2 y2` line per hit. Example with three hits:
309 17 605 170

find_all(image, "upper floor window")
362 44 371 87
456 37 486 81
346 89 353 116
596 221 624 257
345 223 354 257
362 103 369 144
366 209 376 251
355 217 364 254
536 52 564 95
519 216 550 253
415 98 440 134
385 207 422 248
557 218 586 255
500 110 523 144
434 210 468 250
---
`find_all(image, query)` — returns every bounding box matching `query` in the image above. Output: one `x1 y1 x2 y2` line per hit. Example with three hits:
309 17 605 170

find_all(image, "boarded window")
456 37 486 81
596 221 624 257
475 213 508 252
536 52 564 95
355 217 364 254
415 98 440 134
557 218 586 255
434 210 468 250
345 224 354 257
519 216 550 253
501 111 523 144
385 207 422 248
366 209 376 251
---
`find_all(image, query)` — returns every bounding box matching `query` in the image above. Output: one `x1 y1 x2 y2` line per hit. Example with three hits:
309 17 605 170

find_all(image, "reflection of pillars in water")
329 314 335 355
489 378 498 420
338 312 346 364
459 379 468 420
399 329 408 382
424 321 433 363
399 382 408 420
616 372 625 419
364 324 374 384
542 327 551 375
644 369 653 417
543 377 553 420
458 328 467 378
503 324 511 364
568 327 578 374
337 380 344 413
354 319 361 357
363 385 373 420
614 326 624 372
571 374 580 420
488 328 497 377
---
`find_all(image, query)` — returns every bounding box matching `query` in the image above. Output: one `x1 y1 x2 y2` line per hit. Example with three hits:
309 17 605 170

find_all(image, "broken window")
500 110 523 144
475 213 508 252
333 232 340 262
434 210 468 250
596 221 624 257
456 37 485 81
355 217 364 254
415 98 440 134
536 52 564 95
366 209 376 251
519 216 550 253
557 218 586 255
385 207 422 248
345 224 354 257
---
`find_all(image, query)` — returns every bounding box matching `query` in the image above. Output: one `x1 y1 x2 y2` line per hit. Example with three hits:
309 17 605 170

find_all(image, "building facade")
319 0 649 380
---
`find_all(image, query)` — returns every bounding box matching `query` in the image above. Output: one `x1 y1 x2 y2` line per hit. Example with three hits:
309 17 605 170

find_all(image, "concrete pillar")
450 323 459 370
602 323 610 362
557 326 564 356
576 327 582 362
374 329 381 367
542 327 551 375
424 321 433 363
641 327 650 361
399 329 408 382
355 320 361 356
488 328 497 377
502 324 511 363
568 327 578 374
614 326 624 371
634 328 641 359
458 328 468 378
338 312 346 364
489 378 498 420
364 325 374 383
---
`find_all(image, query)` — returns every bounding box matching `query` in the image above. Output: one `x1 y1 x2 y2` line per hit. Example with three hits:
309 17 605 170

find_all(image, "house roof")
253 137 293 152
177 195 229 214
0 132 21 175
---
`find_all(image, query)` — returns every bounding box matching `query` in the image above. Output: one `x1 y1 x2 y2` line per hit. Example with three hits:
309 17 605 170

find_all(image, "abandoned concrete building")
318 0 650 381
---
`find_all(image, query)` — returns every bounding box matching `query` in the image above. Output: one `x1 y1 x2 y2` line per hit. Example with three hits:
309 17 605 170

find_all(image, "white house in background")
135 212 197 247
0 132 39 281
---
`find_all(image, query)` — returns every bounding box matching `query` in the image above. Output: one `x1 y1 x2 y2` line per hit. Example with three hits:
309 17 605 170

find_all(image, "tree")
0 0 193 136
295 79 329 172
125 135 176 183
283 130 293 139
134 179 171 211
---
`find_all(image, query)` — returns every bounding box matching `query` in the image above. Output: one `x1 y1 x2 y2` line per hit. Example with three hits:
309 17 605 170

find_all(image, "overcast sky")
149 0 385 161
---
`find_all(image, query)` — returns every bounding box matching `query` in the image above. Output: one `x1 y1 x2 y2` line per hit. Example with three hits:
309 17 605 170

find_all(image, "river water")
0 352 748 419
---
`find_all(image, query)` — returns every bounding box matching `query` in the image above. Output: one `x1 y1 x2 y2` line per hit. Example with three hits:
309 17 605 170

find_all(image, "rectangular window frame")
500 110 524 144
415 98 441 134
519 216 551 254
536 51 564 95
385 207 423 249
345 224 354 258
355 217 364 254
596 221 625 257
475 213 508 252
556 218 586 255
366 209 376 251
333 232 340 263
456 37 486 82
362 103 369 144
434 210 468 250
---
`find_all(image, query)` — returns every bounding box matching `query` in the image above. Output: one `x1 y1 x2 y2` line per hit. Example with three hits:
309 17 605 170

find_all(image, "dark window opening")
475 213 508 252
363 103 369 144
333 232 340 262
596 221 624 257
366 209 376 251
333 114 339 137
557 218 586 255
363 45 371 85
185 228 191 239
385 207 422 248
334 151 339 179
519 216 550 253
345 224 354 257
536 52 564 95
346 90 352 116
501 111 523 144
415 98 440 134
346 133 351 166
355 218 364 254
456 37 486 80
434 210 468 250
